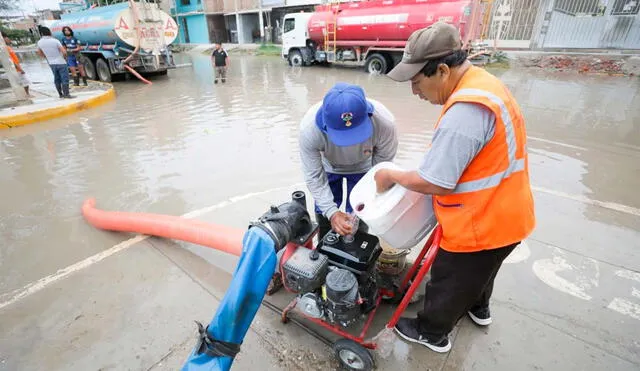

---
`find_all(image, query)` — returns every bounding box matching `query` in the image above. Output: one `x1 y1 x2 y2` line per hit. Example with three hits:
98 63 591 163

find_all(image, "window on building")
181 0 190 5
611 0 639 14
554 0 607 16
283 18 295 33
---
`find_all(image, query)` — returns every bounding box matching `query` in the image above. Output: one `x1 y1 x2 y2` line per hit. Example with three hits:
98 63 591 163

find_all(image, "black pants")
417 242 519 339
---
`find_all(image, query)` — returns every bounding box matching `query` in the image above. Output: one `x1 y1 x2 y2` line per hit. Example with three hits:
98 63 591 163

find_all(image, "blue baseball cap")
316 83 374 147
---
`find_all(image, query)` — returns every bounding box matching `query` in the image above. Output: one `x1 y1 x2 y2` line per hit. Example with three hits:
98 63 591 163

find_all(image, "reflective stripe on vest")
450 88 525 195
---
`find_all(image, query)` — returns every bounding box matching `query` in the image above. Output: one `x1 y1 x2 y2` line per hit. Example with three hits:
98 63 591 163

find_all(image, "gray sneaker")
394 317 451 353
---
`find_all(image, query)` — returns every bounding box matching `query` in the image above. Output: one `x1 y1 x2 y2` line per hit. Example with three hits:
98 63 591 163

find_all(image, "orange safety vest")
433 66 535 253
7 46 20 66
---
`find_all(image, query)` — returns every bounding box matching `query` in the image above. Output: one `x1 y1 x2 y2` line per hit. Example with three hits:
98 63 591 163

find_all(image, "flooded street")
1 53 640 370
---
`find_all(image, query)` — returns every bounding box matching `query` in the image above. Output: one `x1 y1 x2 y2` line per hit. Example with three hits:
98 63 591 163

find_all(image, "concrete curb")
0 84 116 129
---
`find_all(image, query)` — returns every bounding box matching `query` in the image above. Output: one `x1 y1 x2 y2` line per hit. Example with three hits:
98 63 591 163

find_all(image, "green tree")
0 27 35 45
0 0 17 12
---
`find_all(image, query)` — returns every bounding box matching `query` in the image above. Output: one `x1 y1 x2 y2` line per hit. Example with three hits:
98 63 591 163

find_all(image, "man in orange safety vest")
375 22 535 353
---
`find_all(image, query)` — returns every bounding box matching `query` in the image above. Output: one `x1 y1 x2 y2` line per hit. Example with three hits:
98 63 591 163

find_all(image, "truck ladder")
324 0 340 62
479 0 494 41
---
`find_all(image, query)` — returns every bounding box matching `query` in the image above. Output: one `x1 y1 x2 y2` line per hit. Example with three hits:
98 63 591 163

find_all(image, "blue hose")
182 227 277 371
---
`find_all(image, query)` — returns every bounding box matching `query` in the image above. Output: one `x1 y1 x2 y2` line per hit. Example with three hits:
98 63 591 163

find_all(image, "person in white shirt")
36 26 74 99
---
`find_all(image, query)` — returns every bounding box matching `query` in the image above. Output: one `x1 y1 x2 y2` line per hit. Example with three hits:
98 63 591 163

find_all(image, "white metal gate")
539 0 640 49
483 0 543 48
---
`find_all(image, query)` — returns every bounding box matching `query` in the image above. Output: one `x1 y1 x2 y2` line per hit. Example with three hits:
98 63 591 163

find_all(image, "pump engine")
282 231 382 327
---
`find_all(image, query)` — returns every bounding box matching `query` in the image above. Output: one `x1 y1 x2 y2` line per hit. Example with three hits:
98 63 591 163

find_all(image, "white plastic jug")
349 162 437 249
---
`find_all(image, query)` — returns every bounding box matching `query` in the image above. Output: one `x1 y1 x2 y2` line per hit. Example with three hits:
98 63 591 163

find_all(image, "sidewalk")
0 81 115 129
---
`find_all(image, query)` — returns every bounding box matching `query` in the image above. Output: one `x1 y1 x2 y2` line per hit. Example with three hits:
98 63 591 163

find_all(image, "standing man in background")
300 82 398 238
61 26 88 87
211 43 229 84
36 27 74 99
375 23 535 353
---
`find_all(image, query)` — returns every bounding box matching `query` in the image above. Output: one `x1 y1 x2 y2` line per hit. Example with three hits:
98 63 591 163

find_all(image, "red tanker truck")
281 0 484 74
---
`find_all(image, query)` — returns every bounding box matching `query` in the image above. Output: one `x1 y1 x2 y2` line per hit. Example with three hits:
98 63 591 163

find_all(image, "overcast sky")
20 0 63 14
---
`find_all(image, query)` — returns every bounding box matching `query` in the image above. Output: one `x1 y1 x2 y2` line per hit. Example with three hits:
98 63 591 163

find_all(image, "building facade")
171 0 320 44
172 0 640 50
266 0 319 44
173 0 210 44
482 0 640 50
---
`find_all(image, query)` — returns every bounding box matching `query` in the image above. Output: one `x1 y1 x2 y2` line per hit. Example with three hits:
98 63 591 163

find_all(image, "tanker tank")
47 1 179 82
308 0 475 46
280 0 483 74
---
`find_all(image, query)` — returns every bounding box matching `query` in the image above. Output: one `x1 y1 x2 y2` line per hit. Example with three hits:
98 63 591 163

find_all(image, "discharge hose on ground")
82 198 244 256
82 191 313 370
123 65 152 84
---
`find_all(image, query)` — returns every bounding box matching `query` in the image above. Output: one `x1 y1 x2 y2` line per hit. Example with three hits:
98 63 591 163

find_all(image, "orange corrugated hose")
124 65 152 84
82 198 244 256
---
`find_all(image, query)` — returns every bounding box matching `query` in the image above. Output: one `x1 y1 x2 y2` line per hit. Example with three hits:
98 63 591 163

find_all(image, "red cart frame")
279 226 442 349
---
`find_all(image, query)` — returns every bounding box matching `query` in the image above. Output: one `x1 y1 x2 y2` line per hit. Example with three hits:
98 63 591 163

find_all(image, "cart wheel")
333 339 375 371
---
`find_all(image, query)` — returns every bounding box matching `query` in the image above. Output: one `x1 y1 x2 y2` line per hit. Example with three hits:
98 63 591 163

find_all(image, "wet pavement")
1 53 639 370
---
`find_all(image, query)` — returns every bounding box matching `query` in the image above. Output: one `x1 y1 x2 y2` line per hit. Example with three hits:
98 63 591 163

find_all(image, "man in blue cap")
299 83 398 238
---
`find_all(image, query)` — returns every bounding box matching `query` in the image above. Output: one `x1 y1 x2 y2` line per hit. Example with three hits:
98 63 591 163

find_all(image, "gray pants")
215 66 227 82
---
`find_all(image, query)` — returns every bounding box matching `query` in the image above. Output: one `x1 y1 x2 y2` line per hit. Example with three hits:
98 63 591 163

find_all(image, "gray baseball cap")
387 22 462 82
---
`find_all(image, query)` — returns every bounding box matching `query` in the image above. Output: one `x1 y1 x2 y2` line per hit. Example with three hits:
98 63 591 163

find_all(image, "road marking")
0 235 147 311
504 240 531 264
532 255 599 301
527 136 587 151
608 270 640 322
607 297 640 321
0 183 303 311
614 142 640 152
615 269 640 283
181 183 302 219
531 186 640 217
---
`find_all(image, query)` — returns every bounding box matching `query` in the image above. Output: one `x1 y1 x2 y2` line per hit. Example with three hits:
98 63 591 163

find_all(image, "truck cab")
281 12 314 66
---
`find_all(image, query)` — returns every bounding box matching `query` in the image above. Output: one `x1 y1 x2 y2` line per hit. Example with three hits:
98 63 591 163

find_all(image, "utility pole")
0 36 30 102
258 0 264 44
234 0 240 43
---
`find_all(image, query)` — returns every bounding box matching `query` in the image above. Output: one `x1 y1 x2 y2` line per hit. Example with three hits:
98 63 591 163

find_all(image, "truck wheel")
83 58 97 81
288 50 303 67
365 53 388 75
96 58 112 82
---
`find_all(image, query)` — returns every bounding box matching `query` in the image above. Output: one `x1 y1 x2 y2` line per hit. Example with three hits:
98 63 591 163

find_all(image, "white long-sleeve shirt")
299 98 398 219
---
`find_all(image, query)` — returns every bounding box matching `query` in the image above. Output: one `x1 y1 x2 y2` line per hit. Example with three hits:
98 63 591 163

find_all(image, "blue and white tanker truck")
49 1 179 82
